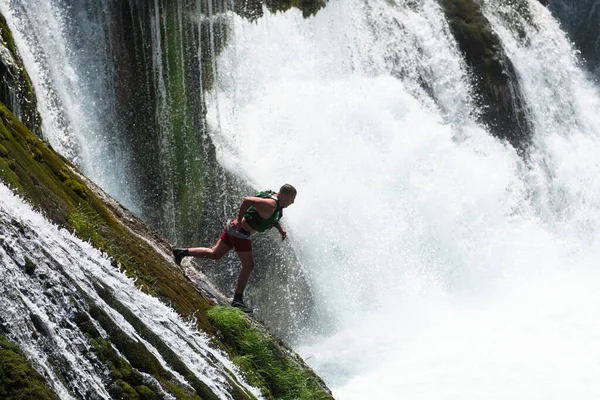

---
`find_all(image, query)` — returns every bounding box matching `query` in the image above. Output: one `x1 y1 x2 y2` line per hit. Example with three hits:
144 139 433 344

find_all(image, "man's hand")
230 219 241 230
279 228 287 241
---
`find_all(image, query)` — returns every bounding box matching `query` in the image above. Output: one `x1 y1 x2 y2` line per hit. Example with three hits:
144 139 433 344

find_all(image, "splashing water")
207 0 600 398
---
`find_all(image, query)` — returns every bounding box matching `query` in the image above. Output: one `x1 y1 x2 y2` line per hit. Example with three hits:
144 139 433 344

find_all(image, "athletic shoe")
172 248 188 266
231 299 254 313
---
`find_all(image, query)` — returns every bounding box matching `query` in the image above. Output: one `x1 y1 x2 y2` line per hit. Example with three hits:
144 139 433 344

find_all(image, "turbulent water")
3 0 600 398
206 0 600 398
0 182 261 398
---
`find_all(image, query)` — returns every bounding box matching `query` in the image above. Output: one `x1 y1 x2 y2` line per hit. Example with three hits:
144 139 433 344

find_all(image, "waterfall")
0 0 232 245
0 182 261 398
0 0 134 211
206 0 600 398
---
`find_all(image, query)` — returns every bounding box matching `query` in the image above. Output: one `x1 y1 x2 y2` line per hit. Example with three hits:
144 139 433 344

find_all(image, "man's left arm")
274 222 287 241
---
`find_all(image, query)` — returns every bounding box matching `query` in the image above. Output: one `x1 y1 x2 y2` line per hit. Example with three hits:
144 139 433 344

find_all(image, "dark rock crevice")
439 0 533 152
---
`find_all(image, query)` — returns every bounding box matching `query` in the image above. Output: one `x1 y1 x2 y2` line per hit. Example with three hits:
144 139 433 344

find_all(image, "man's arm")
236 196 277 223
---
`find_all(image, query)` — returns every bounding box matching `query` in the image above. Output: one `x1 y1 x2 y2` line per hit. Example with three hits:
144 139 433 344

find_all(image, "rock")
439 0 533 151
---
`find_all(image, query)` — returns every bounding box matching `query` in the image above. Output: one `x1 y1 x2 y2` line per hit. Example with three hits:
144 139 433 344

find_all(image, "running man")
173 184 297 312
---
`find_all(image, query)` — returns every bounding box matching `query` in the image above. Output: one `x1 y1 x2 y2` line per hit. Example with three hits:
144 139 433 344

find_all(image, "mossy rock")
23 256 36 275
0 103 214 327
0 335 56 399
208 306 333 400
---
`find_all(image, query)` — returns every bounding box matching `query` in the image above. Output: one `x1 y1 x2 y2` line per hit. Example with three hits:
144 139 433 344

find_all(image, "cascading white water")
0 182 262 399
0 0 135 213
207 0 600 398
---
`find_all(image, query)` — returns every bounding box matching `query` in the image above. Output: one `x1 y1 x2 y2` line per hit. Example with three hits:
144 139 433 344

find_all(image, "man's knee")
210 247 229 260
237 252 254 269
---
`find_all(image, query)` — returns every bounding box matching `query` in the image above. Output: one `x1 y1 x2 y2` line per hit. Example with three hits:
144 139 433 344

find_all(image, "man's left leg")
232 250 255 312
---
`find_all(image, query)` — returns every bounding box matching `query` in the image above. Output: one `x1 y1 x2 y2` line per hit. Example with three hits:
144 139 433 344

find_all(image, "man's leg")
231 250 255 312
173 238 231 265
234 250 255 295
188 239 231 259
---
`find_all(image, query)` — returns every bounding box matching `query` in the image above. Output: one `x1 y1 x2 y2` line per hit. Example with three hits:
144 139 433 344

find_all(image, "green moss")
0 335 56 399
75 309 156 399
208 307 332 400
93 283 231 400
119 380 140 399
135 385 158 400
23 256 36 275
0 15 18 61
0 158 21 191
67 204 110 250
271 0 325 17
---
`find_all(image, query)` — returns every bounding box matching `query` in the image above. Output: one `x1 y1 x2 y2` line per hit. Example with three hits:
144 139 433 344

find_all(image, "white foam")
207 1 600 398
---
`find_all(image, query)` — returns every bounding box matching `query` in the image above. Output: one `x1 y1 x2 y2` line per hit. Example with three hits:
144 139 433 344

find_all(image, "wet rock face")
541 0 600 78
0 14 42 137
439 0 533 151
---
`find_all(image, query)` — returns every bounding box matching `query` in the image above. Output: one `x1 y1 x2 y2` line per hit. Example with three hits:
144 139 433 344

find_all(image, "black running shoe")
231 299 254 313
172 248 188 266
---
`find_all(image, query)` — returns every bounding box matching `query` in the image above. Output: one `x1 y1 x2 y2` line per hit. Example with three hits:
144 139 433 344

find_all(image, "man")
173 184 297 312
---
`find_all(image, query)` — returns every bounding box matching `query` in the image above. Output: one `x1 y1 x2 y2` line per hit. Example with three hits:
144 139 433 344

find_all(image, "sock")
233 292 244 302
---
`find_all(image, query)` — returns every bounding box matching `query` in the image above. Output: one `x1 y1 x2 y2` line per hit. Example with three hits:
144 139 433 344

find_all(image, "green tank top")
244 190 283 233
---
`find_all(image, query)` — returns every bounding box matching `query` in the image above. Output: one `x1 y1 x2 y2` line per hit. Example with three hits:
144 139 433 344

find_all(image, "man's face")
280 193 296 208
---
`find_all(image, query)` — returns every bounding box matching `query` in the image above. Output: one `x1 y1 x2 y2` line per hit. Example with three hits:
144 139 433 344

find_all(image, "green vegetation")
0 335 56 400
73 310 151 399
23 256 36 275
208 306 332 400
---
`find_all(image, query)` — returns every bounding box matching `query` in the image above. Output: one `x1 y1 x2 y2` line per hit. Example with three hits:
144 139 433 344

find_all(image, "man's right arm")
235 197 277 225
236 197 252 224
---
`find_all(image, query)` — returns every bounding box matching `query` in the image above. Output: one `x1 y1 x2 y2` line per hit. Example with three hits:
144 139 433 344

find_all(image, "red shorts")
220 229 253 252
